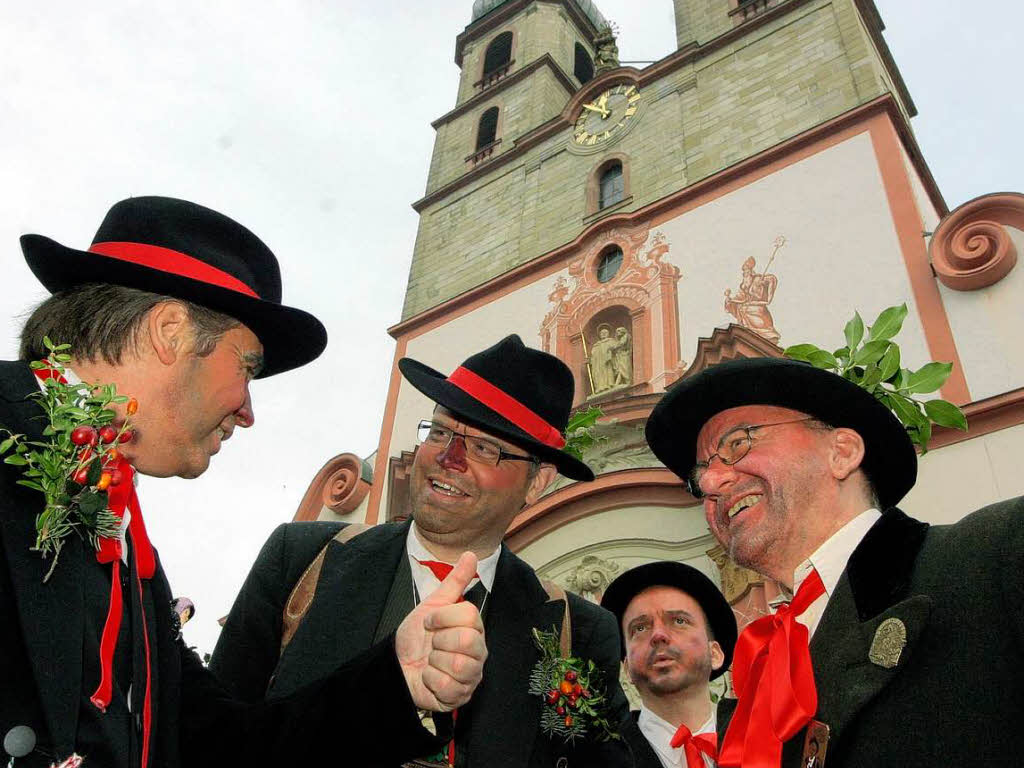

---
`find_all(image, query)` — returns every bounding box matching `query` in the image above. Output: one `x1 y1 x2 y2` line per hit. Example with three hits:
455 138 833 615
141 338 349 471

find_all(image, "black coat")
0 361 437 767
211 518 632 767
618 711 661 768
717 500 1024 767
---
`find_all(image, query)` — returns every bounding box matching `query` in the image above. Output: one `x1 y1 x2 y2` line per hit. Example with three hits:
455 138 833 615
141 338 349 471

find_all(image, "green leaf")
0 437 13 454
4 455 28 466
87 459 102 486
868 304 908 341
783 343 823 362
77 490 107 525
884 392 926 428
844 311 864 350
852 340 890 367
861 365 884 389
833 346 850 361
924 399 968 431
16 479 44 492
807 350 839 370
55 354 72 363
910 419 933 453
43 336 55 351
905 362 952 394
878 344 901 382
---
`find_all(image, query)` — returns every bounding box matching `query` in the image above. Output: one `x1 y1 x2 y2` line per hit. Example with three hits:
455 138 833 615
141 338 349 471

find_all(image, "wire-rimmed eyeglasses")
416 420 539 467
687 417 816 498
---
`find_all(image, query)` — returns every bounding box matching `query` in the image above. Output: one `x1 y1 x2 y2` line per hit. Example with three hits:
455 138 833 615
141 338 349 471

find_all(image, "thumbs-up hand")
395 551 488 712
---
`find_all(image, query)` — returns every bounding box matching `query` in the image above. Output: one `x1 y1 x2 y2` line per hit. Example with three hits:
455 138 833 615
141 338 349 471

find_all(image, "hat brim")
399 357 594 481
21 234 327 378
645 358 917 508
599 561 736 676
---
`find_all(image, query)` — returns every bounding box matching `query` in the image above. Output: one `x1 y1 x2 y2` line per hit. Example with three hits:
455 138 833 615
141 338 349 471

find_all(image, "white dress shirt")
772 508 881 638
406 523 499 602
638 705 717 768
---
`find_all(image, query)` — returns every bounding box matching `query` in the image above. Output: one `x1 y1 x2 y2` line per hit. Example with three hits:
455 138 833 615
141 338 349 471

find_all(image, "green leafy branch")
783 303 967 453
563 406 606 461
0 338 135 581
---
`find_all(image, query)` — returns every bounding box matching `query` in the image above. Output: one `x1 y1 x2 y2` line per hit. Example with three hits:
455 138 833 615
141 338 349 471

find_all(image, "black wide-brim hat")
600 561 737 677
645 357 917 508
398 334 594 481
21 196 327 378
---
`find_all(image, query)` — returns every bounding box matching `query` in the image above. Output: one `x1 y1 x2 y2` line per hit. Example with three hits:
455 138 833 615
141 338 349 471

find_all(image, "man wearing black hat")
601 562 737 768
211 334 632 767
644 357 1024 768
0 197 487 767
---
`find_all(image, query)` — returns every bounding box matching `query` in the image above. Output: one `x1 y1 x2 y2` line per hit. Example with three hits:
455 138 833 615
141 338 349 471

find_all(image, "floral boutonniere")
0 338 137 581
528 627 620 743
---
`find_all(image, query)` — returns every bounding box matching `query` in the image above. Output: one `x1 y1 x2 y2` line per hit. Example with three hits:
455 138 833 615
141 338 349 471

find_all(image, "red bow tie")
671 723 718 768
720 569 825 768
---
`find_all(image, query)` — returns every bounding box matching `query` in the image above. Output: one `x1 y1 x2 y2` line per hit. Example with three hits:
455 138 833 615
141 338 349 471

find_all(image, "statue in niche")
724 236 785 344
587 324 617 394
611 326 632 387
593 24 620 74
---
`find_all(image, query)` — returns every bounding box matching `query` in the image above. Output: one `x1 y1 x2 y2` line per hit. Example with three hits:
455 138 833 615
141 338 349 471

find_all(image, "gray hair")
19 283 240 364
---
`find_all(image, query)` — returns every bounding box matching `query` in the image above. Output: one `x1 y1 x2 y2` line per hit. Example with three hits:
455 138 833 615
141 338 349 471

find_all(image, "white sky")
1 1 1020 654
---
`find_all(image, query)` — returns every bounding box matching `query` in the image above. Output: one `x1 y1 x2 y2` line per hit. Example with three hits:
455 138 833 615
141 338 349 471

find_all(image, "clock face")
573 84 641 146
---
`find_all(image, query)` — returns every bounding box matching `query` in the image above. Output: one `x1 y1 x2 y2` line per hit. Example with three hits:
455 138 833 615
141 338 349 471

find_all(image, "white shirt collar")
638 705 716 768
406 522 500 600
791 508 881 599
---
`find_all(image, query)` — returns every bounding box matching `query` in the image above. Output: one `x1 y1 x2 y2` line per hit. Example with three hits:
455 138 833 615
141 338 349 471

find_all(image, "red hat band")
446 366 567 450
89 241 259 299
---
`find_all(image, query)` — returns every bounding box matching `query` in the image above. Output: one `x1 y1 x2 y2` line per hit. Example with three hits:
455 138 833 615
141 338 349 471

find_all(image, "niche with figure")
583 306 633 398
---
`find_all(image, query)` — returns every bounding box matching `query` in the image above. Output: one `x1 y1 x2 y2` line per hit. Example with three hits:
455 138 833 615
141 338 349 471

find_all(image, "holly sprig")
783 303 967 452
528 627 620 743
0 338 137 581
563 406 606 461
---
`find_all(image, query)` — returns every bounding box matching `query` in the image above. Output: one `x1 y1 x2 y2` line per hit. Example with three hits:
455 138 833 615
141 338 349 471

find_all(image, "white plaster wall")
936 226 1024 401
900 145 942 235
663 131 932 368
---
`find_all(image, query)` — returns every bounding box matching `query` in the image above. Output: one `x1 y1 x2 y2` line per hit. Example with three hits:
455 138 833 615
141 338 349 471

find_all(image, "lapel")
461 545 567 767
0 361 86 755
268 520 409 698
807 509 932 755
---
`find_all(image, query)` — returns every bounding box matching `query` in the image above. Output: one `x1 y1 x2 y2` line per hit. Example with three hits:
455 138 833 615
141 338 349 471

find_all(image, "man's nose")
436 434 468 471
234 387 255 429
650 621 670 645
698 456 738 496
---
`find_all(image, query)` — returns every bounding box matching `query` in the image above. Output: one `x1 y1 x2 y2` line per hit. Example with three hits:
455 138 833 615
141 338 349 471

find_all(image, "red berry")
564 716 573 727
70 426 97 446
119 429 134 444
569 694 579 708
572 682 583 695
109 469 124 487
72 468 89 485
126 398 139 416
545 690 559 706
98 426 117 444
78 447 94 462
556 705 565 716
564 670 578 683
580 688 591 699
96 473 112 491
104 448 120 465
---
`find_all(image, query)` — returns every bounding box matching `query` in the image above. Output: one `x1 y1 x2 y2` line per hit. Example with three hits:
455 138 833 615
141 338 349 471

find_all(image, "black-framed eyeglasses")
687 417 816 498
416 420 539 468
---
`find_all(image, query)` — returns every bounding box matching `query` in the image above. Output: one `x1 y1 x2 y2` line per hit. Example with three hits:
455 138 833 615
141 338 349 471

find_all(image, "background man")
645 356 1024 768
601 562 736 768
1 196 485 767
212 334 631 767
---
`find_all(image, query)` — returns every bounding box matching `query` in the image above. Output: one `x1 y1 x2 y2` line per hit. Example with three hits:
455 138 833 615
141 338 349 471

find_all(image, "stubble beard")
634 646 714 697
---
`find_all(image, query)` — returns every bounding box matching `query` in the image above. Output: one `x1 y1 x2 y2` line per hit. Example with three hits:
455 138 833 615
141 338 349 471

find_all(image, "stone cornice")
853 0 917 118
430 53 577 130
456 0 601 67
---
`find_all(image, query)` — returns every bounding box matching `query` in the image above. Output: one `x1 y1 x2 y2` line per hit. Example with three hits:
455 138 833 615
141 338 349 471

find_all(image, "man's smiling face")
694 405 834 580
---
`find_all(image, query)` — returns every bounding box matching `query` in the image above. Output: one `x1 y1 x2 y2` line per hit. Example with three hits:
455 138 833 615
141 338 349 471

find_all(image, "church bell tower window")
574 43 594 85
476 107 500 150
596 246 623 283
480 31 514 89
599 162 624 209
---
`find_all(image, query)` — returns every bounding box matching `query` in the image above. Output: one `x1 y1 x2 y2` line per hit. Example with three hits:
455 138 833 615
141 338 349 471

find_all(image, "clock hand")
582 103 610 117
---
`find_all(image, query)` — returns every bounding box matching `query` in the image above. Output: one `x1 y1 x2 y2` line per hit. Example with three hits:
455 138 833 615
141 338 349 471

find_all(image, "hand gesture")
395 552 487 712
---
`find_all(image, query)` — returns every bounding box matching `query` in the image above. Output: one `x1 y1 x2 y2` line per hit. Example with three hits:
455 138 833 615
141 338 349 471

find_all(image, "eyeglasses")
687 417 816 498
416 420 539 468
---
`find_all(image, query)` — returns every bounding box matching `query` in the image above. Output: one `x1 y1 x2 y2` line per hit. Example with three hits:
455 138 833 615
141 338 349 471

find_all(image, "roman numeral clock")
572 84 642 148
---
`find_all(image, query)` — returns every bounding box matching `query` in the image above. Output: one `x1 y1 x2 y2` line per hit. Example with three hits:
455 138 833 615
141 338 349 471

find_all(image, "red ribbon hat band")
88 241 260 299
446 366 567 450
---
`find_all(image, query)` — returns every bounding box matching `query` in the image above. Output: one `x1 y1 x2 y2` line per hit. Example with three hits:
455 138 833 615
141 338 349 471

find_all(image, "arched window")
483 32 513 76
574 43 594 85
596 246 623 283
599 162 624 209
476 107 499 150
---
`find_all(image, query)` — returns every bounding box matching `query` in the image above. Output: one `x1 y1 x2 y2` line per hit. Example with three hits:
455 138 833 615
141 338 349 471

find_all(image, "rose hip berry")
126 398 138 415
96 473 112 491
109 469 124 487
118 429 134 443
564 670 578 683
98 426 117 444
71 426 97 447
72 468 89 485
559 680 574 695
545 690 559 706
556 705 566 716
564 716 573 728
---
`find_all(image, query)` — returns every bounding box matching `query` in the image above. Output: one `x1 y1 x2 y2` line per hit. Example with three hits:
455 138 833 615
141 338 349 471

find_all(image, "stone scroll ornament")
783 303 967 451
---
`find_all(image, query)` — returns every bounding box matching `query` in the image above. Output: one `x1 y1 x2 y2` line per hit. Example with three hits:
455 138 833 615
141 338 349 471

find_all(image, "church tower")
299 0 1024 700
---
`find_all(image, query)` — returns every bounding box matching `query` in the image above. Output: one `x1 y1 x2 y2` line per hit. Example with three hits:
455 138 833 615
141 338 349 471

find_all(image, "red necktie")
33 366 156 768
671 723 718 768
719 569 825 768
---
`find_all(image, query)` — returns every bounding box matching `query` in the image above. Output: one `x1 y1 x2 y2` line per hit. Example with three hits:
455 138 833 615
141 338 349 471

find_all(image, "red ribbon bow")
671 723 718 768
719 569 825 768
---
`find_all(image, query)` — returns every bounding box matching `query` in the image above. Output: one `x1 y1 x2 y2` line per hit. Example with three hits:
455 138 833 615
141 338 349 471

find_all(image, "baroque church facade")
293 0 1024 699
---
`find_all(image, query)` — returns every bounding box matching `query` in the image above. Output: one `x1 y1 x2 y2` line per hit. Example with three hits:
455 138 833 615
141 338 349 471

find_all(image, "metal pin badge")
868 617 907 669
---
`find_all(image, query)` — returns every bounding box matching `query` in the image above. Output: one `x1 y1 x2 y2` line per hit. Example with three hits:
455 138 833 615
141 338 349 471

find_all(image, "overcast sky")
1 1 1020 654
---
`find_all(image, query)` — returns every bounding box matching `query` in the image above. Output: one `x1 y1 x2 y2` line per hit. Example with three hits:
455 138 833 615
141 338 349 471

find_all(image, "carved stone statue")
587 324 617 394
611 326 632 386
593 25 620 74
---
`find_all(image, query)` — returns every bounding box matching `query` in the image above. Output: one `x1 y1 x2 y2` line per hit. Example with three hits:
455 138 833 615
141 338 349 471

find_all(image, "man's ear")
524 463 558 507
709 640 725 673
145 301 192 366
829 427 866 481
